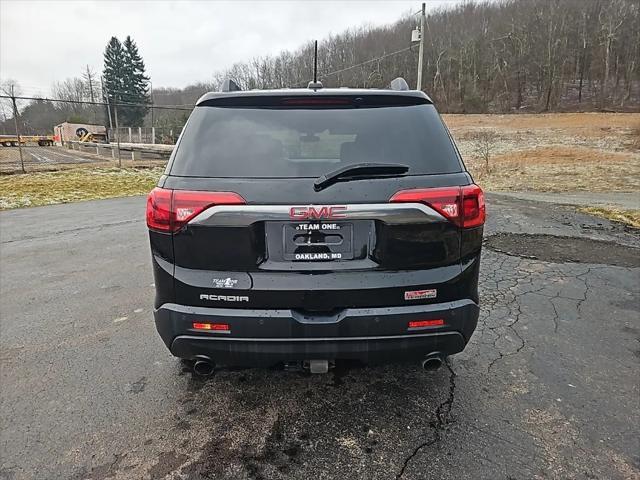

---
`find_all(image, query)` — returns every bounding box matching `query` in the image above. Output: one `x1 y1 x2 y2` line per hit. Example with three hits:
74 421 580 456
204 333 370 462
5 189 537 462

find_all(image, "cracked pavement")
1 193 638 480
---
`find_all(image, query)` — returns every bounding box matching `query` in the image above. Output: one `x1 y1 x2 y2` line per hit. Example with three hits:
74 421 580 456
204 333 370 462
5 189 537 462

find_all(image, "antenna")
307 40 323 89
313 40 318 83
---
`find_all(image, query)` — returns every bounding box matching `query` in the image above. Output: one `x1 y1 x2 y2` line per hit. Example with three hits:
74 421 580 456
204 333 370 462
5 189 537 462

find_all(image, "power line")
9 82 156 102
323 46 414 78
0 94 193 110
4 88 145 103
9 84 197 107
11 83 188 99
293 45 415 87
6 45 416 107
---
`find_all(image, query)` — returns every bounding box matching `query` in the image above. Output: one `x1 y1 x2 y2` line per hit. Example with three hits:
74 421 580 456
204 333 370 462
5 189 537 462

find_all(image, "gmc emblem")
289 206 347 220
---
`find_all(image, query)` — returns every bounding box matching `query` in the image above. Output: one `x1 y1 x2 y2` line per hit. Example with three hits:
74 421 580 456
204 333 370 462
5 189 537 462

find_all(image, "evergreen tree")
102 37 126 128
102 35 150 129
122 36 150 126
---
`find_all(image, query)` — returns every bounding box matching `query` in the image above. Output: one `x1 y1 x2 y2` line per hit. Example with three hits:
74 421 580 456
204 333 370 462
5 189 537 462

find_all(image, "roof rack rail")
220 78 242 92
389 77 410 91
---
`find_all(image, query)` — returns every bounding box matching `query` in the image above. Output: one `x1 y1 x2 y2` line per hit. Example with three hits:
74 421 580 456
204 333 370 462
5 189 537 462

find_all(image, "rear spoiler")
197 94 431 108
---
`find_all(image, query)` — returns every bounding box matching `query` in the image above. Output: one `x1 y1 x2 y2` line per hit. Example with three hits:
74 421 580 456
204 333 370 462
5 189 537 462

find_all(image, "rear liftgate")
148 185 484 372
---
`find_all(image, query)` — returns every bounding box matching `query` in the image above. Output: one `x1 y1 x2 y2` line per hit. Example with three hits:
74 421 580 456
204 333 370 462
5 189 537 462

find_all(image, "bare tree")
472 130 498 174
82 65 100 103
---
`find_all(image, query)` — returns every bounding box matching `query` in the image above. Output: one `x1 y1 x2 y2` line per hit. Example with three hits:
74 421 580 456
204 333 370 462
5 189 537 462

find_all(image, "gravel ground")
0 194 638 480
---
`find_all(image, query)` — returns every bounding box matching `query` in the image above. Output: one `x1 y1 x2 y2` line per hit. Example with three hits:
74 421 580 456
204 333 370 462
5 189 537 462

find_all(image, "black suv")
146 79 484 375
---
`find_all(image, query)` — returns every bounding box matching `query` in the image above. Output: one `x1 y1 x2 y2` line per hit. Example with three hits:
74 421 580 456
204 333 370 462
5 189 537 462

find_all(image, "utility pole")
416 2 426 91
9 86 26 173
149 79 154 132
114 102 122 167
85 65 97 123
102 77 113 136
103 76 121 166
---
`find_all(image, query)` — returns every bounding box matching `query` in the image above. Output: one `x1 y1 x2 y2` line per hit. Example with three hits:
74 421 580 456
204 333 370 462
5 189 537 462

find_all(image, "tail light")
192 322 230 332
146 187 246 233
390 184 485 228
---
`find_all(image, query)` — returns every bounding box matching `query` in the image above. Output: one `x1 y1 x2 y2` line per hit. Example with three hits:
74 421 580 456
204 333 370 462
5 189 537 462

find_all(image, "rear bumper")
154 300 479 366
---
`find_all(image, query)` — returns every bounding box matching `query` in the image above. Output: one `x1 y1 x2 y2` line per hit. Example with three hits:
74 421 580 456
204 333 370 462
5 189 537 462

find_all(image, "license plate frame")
282 221 354 261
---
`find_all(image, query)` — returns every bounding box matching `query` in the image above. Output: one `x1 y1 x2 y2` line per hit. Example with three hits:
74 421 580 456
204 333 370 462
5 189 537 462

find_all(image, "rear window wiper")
314 163 409 191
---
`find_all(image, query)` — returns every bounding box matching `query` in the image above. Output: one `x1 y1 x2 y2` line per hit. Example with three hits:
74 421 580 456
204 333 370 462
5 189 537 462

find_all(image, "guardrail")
66 140 174 160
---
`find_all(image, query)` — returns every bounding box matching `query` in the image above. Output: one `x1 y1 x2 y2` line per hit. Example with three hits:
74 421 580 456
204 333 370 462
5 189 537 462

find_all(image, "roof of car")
196 88 433 105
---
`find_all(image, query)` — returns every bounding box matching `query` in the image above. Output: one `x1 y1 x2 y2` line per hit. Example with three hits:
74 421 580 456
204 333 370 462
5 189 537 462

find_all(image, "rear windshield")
169 102 462 178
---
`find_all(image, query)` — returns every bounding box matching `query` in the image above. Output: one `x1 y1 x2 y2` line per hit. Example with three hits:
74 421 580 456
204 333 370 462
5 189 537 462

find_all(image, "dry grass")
632 125 640 150
0 167 163 209
470 146 640 192
444 112 640 192
579 207 640 229
443 112 638 131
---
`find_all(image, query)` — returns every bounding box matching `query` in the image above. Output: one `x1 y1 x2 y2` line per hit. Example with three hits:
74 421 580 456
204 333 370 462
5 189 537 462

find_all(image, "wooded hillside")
2 0 638 135
207 0 640 113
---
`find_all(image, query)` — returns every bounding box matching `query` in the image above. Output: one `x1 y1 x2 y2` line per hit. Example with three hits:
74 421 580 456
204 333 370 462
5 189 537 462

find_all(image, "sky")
1 0 459 97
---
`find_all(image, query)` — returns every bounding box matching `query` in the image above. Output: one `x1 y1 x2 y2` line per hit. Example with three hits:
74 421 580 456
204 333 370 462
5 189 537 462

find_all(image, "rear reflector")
390 184 485 228
146 187 246 233
192 322 230 331
408 319 445 328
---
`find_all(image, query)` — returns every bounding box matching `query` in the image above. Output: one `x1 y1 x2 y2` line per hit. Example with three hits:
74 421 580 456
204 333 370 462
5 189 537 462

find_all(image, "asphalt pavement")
0 194 638 480
0 146 101 172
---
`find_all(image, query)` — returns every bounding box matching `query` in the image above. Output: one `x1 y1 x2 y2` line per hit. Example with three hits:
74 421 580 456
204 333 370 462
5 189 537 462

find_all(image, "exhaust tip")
307 359 330 374
193 357 215 377
421 354 444 371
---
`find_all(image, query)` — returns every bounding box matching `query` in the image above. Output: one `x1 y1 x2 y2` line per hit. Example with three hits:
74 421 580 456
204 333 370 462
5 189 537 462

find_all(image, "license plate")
283 222 354 261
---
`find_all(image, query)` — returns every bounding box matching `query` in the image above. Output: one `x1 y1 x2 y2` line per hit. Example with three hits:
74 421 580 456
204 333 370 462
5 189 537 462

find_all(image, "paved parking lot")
0 194 638 480
0 146 101 172
0 146 167 173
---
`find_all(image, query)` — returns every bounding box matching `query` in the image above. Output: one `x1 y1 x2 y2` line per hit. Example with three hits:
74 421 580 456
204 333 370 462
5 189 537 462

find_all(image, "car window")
169 103 462 177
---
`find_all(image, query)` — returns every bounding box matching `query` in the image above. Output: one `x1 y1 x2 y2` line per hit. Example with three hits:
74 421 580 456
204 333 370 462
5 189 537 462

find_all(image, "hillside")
2 0 638 135
155 0 639 114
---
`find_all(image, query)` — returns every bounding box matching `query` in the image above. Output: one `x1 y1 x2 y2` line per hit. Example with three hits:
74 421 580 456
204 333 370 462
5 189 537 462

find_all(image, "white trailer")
53 122 107 146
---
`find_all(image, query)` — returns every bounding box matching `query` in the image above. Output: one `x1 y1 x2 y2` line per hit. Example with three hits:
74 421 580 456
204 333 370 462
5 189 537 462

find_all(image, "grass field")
444 112 640 193
1 113 638 226
0 167 163 209
578 206 640 229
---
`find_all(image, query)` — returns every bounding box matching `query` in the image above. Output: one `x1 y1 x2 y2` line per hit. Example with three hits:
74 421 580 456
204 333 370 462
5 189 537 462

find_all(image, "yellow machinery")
78 132 109 144
0 135 54 147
